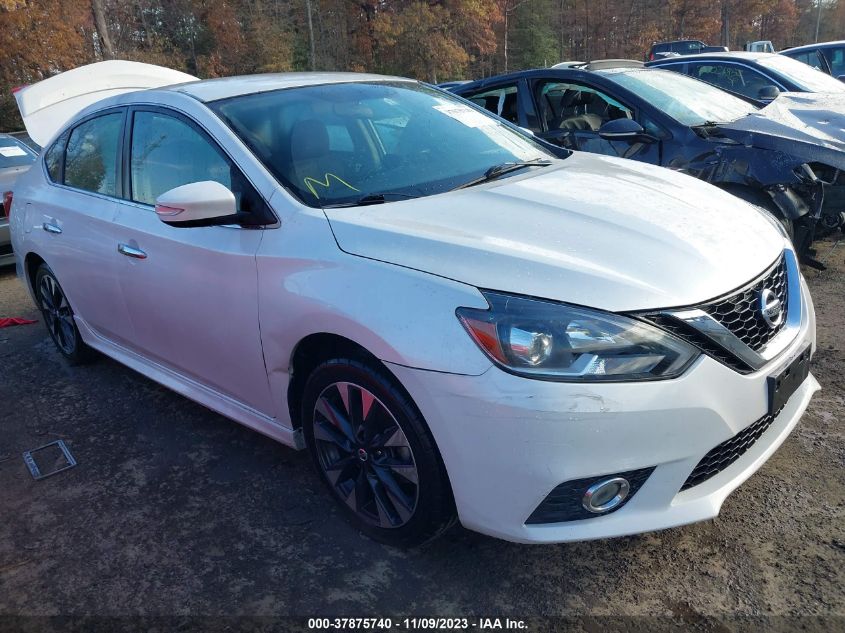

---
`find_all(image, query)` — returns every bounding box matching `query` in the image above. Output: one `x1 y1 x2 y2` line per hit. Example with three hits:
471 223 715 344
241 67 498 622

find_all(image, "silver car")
1 132 38 267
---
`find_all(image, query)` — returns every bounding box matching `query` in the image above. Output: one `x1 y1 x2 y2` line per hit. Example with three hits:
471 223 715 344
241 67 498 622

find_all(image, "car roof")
782 40 845 53
651 39 704 46
450 66 655 93
170 71 414 102
651 51 776 62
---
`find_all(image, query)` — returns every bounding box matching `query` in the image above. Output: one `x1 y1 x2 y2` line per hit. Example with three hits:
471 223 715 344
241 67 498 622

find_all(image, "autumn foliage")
1 0 844 131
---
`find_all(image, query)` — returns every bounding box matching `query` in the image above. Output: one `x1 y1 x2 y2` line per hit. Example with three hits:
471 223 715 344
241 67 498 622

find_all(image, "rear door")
112 107 276 416
457 78 543 130
27 109 136 346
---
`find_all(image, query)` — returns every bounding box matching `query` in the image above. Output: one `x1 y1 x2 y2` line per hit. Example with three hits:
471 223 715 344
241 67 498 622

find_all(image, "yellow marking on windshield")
304 173 360 199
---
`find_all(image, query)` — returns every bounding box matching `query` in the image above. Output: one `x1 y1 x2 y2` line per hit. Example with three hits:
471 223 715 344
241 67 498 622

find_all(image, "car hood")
717 92 845 170
324 154 784 312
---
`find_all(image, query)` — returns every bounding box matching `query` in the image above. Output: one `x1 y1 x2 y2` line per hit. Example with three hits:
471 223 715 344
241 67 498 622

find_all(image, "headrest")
290 119 329 161
559 89 581 109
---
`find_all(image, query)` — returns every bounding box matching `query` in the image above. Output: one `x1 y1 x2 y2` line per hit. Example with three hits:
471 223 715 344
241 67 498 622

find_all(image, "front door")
113 108 275 416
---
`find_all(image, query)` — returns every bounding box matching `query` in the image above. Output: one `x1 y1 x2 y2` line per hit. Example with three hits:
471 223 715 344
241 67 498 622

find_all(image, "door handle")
42 222 62 234
118 243 147 259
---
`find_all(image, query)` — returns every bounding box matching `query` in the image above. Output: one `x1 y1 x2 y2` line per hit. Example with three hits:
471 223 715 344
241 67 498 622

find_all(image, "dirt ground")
0 238 843 628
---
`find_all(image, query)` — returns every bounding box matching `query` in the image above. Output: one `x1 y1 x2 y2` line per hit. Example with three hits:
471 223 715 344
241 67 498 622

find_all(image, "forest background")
2 0 844 130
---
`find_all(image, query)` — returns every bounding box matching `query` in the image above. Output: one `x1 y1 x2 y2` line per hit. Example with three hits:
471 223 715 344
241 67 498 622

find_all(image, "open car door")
14 60 197 147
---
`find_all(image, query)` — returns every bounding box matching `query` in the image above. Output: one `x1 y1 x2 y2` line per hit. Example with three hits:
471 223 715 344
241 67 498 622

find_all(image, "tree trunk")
92 0 115 59
503 7 509 72
305 0 316 71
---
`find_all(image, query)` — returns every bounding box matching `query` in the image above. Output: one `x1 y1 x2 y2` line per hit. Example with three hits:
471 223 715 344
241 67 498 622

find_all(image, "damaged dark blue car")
448 64 845 266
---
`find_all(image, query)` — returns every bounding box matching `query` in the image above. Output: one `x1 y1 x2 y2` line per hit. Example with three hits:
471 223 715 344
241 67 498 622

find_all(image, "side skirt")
75 317 305 450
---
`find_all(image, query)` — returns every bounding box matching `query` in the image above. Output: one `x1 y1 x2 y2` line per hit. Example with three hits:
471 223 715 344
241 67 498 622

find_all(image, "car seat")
289 119 349 198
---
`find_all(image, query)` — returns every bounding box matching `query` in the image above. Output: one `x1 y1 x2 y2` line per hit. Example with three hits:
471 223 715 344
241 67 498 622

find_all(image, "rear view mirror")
598 118 656 144
757 85 781 101
155 181 238 227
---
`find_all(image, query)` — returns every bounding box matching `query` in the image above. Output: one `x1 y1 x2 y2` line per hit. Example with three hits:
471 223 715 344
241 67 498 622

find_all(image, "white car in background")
0 133 38 267
10 61 818 545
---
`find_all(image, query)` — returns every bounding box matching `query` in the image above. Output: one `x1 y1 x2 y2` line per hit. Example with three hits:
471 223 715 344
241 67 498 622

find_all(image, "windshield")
758 55 845 93
0 136 37 169
210 81 555 207
606 69 758 126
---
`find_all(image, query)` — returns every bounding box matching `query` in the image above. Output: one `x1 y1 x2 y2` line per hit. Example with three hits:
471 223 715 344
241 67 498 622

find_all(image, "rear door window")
63 112 123 196
462 84 521 124
43 131 69 182
821 47 845 77
687 62 777 100
671 41 705 54
785 49 826 72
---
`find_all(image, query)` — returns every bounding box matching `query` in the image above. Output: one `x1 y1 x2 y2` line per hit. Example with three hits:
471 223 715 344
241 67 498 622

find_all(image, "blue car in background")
448 64 845 264
646 52 845 101
781 41 845 82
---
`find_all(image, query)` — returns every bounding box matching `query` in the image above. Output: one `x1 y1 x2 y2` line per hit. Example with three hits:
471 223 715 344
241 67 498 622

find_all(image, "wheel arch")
23 251 46 299
287 332 415 431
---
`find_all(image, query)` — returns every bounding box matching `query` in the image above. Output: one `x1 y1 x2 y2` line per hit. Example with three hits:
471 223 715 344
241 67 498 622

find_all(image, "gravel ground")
0 238 843 628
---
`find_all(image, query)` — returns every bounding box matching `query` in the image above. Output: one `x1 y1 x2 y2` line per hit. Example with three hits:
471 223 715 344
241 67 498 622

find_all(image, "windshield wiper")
451 158 553 191
321 192 420 209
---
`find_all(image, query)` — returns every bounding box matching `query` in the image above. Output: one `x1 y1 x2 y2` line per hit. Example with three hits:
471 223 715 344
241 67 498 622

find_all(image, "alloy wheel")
38 273 76 355
312 381 420 528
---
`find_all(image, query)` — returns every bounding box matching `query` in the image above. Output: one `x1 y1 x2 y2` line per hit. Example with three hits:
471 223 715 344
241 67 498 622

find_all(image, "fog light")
582 477 630 513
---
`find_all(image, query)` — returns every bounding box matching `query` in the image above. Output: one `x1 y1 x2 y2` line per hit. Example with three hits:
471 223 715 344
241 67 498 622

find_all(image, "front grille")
701 256 788 352
644 314 753 373
681 407 783 491
526 467 654 524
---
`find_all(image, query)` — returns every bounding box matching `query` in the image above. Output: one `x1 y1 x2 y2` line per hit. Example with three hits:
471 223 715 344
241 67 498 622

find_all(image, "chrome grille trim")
645 249 802 372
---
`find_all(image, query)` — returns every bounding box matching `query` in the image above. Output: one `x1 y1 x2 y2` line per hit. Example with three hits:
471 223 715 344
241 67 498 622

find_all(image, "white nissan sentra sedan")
9 61 818 546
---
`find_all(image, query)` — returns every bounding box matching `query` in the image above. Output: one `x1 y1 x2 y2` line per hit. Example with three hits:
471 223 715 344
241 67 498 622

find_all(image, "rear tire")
301 358 455 547
34 264 94 365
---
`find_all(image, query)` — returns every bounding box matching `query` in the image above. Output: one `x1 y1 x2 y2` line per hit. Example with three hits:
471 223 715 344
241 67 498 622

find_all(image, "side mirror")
155 181 238 227
598 118 656 143
757 85 781 101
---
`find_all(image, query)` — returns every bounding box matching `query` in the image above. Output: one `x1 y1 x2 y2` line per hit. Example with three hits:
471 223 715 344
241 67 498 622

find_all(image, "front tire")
301 358 455 546
34 264 94 365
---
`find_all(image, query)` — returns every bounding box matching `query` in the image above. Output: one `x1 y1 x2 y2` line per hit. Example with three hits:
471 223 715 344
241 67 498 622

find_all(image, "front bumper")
387 276 818 544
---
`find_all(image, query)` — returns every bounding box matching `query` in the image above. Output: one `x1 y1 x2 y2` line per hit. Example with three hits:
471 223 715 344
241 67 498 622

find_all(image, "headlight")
456 291 699 381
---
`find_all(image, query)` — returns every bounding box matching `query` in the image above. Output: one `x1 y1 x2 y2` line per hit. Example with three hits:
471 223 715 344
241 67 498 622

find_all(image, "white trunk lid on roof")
14 60 197 147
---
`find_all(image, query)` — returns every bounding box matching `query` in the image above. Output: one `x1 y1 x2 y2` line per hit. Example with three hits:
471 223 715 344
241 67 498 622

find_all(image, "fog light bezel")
582 477 631 514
